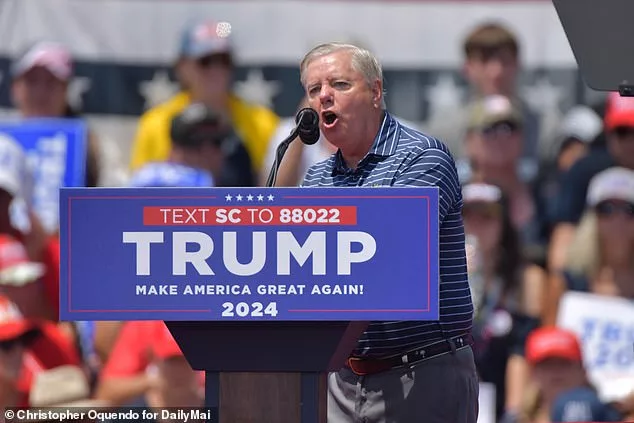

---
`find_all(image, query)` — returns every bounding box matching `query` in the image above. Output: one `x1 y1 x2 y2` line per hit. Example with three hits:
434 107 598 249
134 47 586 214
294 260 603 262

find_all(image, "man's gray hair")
299 42 386 108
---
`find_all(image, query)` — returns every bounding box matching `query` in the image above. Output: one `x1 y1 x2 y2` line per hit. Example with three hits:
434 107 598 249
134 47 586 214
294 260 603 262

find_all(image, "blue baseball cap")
129 162 214 188
551 387 623 422
179 20 232 59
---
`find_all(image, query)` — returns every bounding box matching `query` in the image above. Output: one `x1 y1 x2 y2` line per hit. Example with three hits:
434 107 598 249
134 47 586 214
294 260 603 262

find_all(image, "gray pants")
328 346 479 423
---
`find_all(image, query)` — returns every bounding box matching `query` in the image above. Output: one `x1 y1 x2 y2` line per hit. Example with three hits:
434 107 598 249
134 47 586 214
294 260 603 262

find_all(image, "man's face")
466 121 523 168
464 49 518 96
607 126 634 169
179 54 232 101
532 358 585 400
303 50 381 150
12 67 68 117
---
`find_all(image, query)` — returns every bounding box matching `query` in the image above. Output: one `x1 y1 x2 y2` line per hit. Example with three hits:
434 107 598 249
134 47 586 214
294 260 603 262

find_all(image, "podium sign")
59 187 439 322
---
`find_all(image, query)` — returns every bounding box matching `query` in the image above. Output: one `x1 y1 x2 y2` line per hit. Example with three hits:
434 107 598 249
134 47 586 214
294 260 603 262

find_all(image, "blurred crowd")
0 16 632 423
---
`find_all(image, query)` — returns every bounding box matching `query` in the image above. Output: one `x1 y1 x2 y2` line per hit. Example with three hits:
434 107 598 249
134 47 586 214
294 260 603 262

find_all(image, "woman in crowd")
461 182 546 421
11 40 102 188
545 166 634 320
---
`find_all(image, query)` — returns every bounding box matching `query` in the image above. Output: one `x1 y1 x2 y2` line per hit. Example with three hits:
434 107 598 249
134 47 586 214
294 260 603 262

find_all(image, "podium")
59 187 440 423
166 321 367 423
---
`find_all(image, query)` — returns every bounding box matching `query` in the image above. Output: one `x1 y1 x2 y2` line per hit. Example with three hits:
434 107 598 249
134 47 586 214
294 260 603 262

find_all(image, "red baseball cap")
152 322 184 359
0 295 35 342
526 326 583 365
604 91 634 131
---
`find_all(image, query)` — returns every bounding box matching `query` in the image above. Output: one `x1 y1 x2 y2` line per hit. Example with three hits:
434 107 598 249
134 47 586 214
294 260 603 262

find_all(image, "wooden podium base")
206 372 328 423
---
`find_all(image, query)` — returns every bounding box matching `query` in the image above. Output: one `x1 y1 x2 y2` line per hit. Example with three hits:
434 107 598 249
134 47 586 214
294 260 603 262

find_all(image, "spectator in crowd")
260 98 336 186
129 20 279 187
534 105 603 244
548 92 634 272
0 135 59 321
462 182 544 421
425 22 553 161
10 41 103 188
95 321 203 412
461 94 544 261
0 295 80 408
129 103 225 188
545 167 634 323
520 327 622 423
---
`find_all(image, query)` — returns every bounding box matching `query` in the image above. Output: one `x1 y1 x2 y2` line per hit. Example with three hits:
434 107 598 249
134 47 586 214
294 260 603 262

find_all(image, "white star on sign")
267 194 274 201
139 70 179 110
247 194 254 201
257 194 264 201
67 76 92 110
236 194 243 201
225 194 232 201
234 69 281 108
425 74 464 118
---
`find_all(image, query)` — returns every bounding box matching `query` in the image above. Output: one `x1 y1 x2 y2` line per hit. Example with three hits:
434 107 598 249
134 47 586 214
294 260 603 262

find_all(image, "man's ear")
372 79 383 108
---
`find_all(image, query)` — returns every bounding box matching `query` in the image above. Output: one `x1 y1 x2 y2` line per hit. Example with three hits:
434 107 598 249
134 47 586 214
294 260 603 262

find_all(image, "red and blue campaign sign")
59 187 440 322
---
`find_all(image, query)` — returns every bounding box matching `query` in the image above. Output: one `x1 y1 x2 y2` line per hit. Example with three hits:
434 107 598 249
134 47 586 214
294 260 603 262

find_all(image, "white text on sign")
143 206 357 225
122 231 377 276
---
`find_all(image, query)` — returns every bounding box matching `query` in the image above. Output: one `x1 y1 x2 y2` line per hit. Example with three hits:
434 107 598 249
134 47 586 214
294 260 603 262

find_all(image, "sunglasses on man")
595 200 634 218
196 54 232 69
611 126 634 139
482 121 521 138
0 329 39 352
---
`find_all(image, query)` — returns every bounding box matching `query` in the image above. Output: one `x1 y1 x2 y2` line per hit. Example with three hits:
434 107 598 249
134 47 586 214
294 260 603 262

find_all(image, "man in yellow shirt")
129 20 279 186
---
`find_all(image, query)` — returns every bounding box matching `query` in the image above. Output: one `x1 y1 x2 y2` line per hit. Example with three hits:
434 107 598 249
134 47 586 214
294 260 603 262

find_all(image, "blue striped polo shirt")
301 111 473 357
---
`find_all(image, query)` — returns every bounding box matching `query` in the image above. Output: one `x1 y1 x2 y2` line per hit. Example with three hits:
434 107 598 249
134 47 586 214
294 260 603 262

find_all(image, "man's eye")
333 81 349 89
308 86 320 96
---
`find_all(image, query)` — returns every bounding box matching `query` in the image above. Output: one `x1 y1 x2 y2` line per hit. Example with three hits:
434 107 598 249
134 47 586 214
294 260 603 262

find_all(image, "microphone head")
295 108 320 145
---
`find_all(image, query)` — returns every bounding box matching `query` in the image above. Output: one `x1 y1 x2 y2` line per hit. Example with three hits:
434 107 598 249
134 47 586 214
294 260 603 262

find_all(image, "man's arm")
393 147 461 222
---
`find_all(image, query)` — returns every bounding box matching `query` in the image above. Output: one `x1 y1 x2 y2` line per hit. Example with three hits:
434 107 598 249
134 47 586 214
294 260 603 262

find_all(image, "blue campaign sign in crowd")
0 119 87 233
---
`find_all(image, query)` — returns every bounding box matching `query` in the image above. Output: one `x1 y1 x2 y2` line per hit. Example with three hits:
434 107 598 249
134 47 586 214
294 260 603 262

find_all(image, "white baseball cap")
462 182 503 204
586 167 634 207
0 133 28 198
558 105 603 144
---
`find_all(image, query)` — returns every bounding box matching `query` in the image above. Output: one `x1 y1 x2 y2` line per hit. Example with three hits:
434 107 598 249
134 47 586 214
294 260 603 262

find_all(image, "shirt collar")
331 111 400 175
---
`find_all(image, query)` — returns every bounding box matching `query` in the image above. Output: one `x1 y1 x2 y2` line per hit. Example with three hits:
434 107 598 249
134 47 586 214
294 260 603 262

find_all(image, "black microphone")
295 107 320 145
265 107 320 187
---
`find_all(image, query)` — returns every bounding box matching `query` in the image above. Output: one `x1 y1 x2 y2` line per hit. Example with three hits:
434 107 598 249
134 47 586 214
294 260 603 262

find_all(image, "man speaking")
300 43 478 423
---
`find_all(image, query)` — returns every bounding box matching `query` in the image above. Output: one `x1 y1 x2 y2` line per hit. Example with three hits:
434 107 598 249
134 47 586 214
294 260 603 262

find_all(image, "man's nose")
319 86 334 106
485 59 505 78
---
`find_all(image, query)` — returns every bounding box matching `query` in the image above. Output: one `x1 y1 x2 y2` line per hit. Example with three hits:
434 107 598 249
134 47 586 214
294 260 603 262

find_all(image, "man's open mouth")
322 111 338 126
